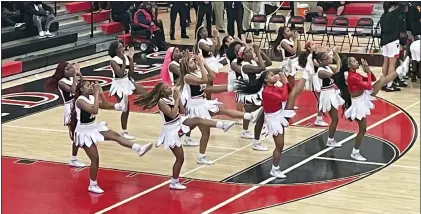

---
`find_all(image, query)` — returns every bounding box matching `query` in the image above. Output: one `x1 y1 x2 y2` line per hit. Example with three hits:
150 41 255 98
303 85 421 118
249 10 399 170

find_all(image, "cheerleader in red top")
236 71 300 178
333 57 404 161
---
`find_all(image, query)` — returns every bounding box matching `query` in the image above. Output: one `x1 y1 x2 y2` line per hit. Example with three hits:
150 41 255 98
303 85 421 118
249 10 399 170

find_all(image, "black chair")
266 15 286 47
350 18 374 52
370 21 381 52
244 15 268 47
306 16 328 45
287 16 306 41
326 17 350 51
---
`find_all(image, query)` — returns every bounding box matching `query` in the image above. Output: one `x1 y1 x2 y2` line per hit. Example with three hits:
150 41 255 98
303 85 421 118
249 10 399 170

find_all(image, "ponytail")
331 57 352 117
235 71 267 95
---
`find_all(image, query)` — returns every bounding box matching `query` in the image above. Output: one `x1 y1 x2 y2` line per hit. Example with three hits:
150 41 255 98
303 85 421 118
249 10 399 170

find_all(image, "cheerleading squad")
45 24 411 193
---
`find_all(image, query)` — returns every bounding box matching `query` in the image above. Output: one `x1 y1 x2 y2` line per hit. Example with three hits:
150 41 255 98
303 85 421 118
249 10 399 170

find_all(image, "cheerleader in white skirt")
179 53 263 165
234 45 275 150
410 38 420 81
273 27 300 86
332 57 405 161
69 81 152 194
236 71 301 179
108 41 148 140
45 62 86 168
134 83 235 190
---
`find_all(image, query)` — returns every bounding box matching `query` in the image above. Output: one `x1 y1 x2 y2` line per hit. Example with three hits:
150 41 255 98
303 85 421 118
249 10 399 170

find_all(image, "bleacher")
1 1 126 80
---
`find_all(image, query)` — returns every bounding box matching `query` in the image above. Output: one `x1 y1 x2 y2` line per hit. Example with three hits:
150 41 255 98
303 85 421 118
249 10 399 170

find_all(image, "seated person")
1 7 25 28
317 1 346 16
23 1 55 38
133 2 169 50
110 2 136 33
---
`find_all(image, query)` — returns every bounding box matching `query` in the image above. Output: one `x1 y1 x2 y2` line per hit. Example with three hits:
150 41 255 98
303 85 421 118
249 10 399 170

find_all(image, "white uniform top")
111 55 130 79
279 38 295 59
75 95 96 125
198 38 214 58
240 60 260 80
168 61 180 86
58 77 75 104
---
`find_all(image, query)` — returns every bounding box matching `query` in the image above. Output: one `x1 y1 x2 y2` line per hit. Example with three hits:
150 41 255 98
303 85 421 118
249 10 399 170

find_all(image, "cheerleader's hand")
360 58 370 73
252 44 260 53
279 73 288 85
92 83 101 95
128 46 135 58
212 29 219 38
172 87 180 100
293 32 299 40
193 54 202 65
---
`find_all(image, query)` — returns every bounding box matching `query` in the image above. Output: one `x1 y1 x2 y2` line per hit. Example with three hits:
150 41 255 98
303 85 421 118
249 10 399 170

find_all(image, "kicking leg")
183 117 235 132
101 130 152 157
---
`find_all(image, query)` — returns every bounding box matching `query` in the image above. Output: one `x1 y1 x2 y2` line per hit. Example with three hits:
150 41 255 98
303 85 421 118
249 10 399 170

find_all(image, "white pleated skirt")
156 116 191 149
318 88 345 113
109 77 136 98
237 89 263 106
264 103 296 136
74 121 110 148
280 57 299 77
204 57 224 73
63 102 72 126
227 70 237 91
311 74 322 92
345 90 376 121
185 97 221 120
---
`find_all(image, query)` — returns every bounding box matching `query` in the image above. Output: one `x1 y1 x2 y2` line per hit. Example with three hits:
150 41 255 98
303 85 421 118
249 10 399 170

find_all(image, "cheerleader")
179 54 263 164
69 81 152 193
45 62 86 168
235 45 278 151
134 83 235 190
235 71 300 178
333 57 404 161
297 41 329 127
315 51 345 148
161 47 200 147
410 37 420 82
108 41 148 140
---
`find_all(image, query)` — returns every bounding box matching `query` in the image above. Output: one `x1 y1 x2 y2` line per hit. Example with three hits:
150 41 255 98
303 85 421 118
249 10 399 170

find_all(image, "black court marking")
14 159 37 165
223 131 397 185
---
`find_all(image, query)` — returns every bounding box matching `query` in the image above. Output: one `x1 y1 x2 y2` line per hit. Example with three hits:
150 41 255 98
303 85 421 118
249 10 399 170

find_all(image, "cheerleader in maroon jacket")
333 57 405 161
235 71 300 178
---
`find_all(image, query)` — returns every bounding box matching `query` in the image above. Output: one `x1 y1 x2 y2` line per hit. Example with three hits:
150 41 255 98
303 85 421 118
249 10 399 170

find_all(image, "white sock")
114 103 122 111
244 113 252 120
71 156 78 161
353 148 359 153
90 179 97 186
171 178 179 184
316 116 323 121
131 143 141 152
272 164 279 170
252 139 259 145
216 121 224 129
387 81 393 88
198 153 206 159
122 129 128 134
327 137 334 142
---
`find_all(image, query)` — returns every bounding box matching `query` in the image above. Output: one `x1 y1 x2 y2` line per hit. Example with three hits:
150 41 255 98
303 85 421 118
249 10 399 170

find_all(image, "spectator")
23 1 55 38
195 2 213 38
169 1 189 40
1 7 25 28
110 2 135 33
226 2 243 38
134 2 169 50
242 2 261 32
92 1 110 12
212 2 225 33
317 1 346 16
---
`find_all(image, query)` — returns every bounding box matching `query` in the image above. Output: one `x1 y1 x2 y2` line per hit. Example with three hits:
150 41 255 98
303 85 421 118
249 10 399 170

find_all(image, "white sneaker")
326 139 341 148
70 159 86 167
39 31 46 38
351 151 367 161
270 168 287 179
196 156 215 165
240 130 254 139
314 119 329 127
121 132 135 140
88 185 104 194
44 30 54 38
169 182 187 190
250 107 263 123
294 106 299 110
137 143 152 157
183 138 199 146
14 23 25 28
252 142 269 151
222 121 235 132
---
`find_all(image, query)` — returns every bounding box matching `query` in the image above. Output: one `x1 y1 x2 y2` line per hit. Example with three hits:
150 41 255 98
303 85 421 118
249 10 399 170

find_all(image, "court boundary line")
314 157 386 166
201 100 420 214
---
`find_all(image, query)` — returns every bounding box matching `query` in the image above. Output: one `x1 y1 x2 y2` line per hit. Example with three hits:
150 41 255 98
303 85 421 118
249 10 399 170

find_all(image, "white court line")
315 156 386 166
2 125 239 150
291 113 317 126
201 100 420 214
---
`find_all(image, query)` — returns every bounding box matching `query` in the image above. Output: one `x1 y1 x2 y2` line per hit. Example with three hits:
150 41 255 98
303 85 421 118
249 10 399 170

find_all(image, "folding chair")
326 17 350 52
244 15 269 47
287 16 306 41
266 15 286 48
306 16 328 45
349 18 374 52
370 21 381 52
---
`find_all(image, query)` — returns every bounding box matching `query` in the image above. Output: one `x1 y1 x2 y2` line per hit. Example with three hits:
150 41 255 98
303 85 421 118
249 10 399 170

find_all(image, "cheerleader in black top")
45 62 86 168
69 81 153 194
134 83 235 190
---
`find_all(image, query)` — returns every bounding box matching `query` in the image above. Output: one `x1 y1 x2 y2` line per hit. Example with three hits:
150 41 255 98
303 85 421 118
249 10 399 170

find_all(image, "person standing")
169 1 189 40
242 2 261 32
226 1 243 38
196 2 213 38
212 1 225 33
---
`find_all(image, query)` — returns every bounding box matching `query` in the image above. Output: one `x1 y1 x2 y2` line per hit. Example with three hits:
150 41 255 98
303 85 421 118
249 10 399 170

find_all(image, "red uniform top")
262 84 290 113
347 70 377 93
